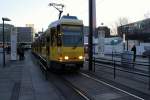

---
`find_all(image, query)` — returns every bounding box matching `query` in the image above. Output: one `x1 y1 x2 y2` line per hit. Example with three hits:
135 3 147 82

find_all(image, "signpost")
98 30 105 57
11 27 17 60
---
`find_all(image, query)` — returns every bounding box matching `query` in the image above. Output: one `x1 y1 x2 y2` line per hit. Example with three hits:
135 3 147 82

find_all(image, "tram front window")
62 26 83 47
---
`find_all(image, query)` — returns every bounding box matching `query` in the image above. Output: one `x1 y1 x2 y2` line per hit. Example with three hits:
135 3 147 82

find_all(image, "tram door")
57 25 62 57
46 34 50 60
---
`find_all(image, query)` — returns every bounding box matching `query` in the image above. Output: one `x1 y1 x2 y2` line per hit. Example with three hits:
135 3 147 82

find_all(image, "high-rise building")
0 24 33 48
26 24 35 41
0 24 14 47
17 27 33 48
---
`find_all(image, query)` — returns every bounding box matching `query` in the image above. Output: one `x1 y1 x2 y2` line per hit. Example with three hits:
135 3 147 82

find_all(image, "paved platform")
0 51 64 100
0 51 150 100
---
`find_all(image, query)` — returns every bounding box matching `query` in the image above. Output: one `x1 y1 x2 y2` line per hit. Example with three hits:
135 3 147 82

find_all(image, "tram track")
79 72 145 100
39 63 146 100
60 74 95 100
48 72 94 100
80 70 150 100
33 54 148 100
61 71 146 100
32 54 93 100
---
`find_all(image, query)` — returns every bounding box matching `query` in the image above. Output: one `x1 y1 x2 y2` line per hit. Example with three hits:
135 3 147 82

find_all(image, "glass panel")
62 26 82 32
63 35 83 47
61 25 83 47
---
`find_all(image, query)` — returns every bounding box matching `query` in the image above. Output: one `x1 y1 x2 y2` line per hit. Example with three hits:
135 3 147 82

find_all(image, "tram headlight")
64 56 69 60
59 57 63 61
78 56 83 59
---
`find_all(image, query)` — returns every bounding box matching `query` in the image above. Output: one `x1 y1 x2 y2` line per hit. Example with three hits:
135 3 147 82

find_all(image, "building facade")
0 24 14 47
117 18 150 42
0 24 33 48
97 26 110 38
26 24 35 41
17 27 33 48
0 24 14 43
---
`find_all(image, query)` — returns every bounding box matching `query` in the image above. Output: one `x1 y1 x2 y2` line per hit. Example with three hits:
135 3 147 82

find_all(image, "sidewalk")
0 51 64 100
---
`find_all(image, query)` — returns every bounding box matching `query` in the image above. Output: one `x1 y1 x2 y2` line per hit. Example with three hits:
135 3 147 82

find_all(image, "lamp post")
2 17 11 67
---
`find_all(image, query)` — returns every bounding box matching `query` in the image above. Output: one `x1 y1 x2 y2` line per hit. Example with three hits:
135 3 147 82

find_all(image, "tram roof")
48 16 83 28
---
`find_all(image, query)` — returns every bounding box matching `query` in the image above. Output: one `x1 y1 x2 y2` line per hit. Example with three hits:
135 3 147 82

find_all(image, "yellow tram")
32 15 84 70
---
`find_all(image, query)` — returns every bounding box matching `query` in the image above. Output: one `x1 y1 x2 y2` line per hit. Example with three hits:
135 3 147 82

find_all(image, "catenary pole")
88 0 95 71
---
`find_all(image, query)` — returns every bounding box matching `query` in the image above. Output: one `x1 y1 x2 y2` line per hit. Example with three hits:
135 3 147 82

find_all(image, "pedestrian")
17 45 21 60
20 45 25 60
7 46 10 54
131 45 136 62
17 44 24 60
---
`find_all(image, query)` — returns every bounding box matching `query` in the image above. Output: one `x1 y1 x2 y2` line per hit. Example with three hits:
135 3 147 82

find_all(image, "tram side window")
41 37 46 47
46 36 50 44
46 36 50 54
39 39 42 53
57 25 62 46
42 38 44 46
51 28 56 46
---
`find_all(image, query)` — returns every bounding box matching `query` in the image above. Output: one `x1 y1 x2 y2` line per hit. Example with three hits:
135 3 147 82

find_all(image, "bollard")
93 57 95 72
113 60 116 79
148 56 150 90
112 51 113 61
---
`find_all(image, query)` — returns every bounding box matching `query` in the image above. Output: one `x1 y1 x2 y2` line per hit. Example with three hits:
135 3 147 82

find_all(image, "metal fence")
92 56 150 90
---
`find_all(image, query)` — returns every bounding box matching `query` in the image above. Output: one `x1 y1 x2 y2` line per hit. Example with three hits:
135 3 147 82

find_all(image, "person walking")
17 45 21 60
17 44 25 60
131 45 136 62
20 45 25 60
131 45 136 68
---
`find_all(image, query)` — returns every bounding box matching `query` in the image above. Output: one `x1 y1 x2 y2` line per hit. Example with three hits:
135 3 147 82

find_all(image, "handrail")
95 61 149 77
99 52 149 63
94 57 149 67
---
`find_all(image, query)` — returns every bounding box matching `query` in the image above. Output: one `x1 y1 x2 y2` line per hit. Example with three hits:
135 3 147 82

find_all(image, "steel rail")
60 76 95 100
80 72 145 100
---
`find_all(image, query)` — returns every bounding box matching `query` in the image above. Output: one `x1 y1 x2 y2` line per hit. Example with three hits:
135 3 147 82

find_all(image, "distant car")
142 50 150 57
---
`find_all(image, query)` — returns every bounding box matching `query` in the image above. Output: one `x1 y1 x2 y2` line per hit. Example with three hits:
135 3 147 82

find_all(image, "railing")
32 52 48 80
91 56 150 90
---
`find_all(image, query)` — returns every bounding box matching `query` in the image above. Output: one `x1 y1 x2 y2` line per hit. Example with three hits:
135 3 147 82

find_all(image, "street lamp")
2 17 11 67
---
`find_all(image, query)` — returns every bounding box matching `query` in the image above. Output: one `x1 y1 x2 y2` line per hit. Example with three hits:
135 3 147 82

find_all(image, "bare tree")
144 11 150 19
110 23 118 35
110 17 129 36
118 17 129 26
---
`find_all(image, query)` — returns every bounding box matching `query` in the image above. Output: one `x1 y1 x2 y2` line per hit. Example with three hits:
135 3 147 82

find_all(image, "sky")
0 0 150 32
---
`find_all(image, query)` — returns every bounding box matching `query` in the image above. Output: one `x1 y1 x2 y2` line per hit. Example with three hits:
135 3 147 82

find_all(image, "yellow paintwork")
33 44 84 64
32 16 84 65
41 46 46 58
48 46 84 62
